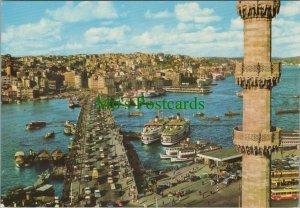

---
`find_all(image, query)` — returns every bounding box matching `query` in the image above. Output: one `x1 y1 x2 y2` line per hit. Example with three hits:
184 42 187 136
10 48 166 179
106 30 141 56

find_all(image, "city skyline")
2 1 300 57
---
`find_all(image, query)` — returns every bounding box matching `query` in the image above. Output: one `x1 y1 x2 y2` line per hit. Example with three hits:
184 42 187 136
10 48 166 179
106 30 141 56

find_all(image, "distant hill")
203 56 300 66
273 56 300 66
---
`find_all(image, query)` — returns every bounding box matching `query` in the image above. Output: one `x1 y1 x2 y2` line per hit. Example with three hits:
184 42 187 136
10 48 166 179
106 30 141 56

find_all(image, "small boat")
25 149 37 167
69 98 80 108
15 151 25 168
44 131 55 139
193 112 205 117
64 127 72 135
171 157 194 162
224 111 241 116
26 121 47 130
128 111 144 117
275 109 299 115
160 154 177 159
65 120 74 128
201 116 221 121
292 95 300 98
236 91 243 97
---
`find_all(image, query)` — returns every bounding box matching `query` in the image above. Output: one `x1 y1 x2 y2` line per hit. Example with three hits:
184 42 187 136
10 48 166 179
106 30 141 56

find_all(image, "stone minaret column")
234 1 281 207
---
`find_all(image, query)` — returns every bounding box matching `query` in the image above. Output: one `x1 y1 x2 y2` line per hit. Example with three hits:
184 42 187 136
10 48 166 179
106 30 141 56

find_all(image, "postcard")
1 1 299 207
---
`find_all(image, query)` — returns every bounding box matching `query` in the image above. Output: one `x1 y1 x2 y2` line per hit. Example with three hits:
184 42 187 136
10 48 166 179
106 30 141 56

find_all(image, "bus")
271 176 299 187
271 188 299 200
271 170 299 178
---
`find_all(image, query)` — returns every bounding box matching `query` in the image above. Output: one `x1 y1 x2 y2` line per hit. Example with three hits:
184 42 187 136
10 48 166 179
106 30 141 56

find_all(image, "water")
113 66 299 170
1 66 299 195
1 99 80 195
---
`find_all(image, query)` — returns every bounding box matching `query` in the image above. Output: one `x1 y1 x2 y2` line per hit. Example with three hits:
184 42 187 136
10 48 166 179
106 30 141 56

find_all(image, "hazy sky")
1 1 300 57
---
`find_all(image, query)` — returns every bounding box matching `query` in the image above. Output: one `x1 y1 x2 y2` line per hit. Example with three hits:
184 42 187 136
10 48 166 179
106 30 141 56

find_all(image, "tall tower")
234 1 281 207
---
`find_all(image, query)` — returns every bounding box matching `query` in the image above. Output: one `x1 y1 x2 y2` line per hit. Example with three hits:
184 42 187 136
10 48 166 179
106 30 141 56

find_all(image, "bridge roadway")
63 96 139 207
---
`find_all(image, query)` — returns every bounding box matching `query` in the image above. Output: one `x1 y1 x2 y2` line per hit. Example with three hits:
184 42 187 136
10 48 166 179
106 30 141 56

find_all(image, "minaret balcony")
234 62 281 88
233 125 281 155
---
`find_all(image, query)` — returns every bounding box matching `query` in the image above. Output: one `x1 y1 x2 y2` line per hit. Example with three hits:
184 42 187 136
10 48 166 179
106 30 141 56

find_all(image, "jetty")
163 86 211 94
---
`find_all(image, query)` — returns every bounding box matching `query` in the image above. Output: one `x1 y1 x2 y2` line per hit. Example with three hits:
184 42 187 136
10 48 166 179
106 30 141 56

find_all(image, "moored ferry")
171 149 196 162
141 116 169 145
160 146 181 159
161 114 190 146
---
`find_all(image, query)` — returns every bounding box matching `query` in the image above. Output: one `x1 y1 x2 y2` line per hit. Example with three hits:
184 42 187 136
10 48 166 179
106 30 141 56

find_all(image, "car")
222 178 231 185
229 174 238 181
106 200 114 207
100 161 106 167
94 189 101 198
115 200 123 207
110 183 116 190
107 177 114 184
85 187 91 195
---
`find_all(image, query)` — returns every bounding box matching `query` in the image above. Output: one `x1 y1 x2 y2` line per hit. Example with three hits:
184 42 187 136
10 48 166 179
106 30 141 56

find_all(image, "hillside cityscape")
2 53 299 103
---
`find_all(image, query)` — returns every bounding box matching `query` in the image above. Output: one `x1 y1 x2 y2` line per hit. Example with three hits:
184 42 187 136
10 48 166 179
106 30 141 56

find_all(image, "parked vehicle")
222 178 231 185
85 187 91 195
94 189 101 198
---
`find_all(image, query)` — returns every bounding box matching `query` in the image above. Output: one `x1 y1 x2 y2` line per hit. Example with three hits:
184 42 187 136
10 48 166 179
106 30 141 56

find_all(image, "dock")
163 86 211 94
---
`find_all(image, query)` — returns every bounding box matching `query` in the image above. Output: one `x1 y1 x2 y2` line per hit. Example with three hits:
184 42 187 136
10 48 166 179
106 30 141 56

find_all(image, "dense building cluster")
1 53 234 102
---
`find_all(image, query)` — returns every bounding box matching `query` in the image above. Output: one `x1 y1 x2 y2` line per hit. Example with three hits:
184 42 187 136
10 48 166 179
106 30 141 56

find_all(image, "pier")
163 86 211 94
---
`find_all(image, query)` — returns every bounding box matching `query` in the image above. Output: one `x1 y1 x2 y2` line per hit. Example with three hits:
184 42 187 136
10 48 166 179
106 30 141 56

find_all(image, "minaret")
234 1 281 207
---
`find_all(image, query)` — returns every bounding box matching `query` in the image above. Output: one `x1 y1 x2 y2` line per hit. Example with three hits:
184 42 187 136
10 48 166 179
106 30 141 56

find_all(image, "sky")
1 1 300 57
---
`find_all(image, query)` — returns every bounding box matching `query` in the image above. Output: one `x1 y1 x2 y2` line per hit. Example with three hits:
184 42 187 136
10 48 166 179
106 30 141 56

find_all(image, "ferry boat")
212 72 225 80
201 116 221 121
15 151 25 168
128 111 144 117
224 111 240 116
44 131 55 139
142 116 169 144
197 75 212 87
26 121 47 130
171 149 196 162
161 114 190 146
144 90 157 98
193 112 204 117
160 147 180 159
275 109 299 115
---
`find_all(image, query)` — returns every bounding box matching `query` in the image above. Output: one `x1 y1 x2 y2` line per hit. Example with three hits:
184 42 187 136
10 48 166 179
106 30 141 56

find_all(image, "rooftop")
197 148 242 162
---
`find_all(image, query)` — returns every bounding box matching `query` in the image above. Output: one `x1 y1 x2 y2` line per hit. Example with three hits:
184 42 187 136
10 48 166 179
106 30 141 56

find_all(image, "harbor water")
1 99 80 195
113 66 299 170
1 66 299 195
